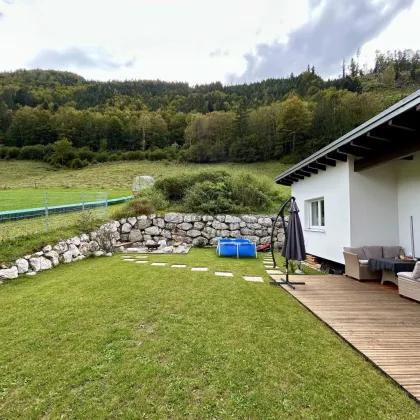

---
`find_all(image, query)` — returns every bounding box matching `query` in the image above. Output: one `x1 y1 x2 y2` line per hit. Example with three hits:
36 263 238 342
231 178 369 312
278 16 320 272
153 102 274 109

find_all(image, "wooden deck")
271 274 420 403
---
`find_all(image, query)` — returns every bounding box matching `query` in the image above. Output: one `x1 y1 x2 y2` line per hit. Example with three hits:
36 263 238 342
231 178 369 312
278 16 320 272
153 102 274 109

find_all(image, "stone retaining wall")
117 213 285 248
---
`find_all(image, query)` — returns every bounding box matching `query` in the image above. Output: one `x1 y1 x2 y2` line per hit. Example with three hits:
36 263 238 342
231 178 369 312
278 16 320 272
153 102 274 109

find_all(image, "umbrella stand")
270 196 305 290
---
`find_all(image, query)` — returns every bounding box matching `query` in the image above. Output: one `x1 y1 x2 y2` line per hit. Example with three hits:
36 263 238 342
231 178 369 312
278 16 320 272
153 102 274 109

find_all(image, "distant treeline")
1 49 420 164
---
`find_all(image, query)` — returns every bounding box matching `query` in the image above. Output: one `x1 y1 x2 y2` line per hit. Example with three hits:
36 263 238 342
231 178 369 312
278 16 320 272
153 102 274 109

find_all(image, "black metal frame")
269 196 305 290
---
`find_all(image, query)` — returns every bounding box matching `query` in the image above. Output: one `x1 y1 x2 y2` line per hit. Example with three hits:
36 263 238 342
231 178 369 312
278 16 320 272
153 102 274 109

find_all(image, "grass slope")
0 250 418 418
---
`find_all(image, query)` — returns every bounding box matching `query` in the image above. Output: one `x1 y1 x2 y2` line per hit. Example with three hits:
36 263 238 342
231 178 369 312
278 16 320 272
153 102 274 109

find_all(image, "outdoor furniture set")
343 246 420 303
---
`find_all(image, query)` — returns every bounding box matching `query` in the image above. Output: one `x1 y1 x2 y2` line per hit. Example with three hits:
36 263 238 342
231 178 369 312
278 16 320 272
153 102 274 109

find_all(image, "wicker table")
368 258 416 285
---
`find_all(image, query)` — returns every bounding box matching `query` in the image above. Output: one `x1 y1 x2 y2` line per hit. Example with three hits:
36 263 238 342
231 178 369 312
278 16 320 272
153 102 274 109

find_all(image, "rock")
143 235 152 241
94 251 105 257
127 217 137 226
15 258 29 274
225 215 241 223
192 237 208 246
62 251 73 263
119 218 127 224
193 221 205 230
260 236 271 244
120 234 129 242
229 223 241 231
79 242 90 256
105 252 113 257
129 229 143 242
163 246 173 253
209 238 218 246
121 223 132 233
88 241 99 252
202 215 214 222
24 254 32 260
153 218 165 228
45 251 59 267
39 257 52 271
149 213 157 219
73 255 86 262
186 229 201 238
241 228 254 235
230 230 241 238
242 215 257 223
295 269 305 275
162 230 172 239
183 237 193 244
217 230 230 238
145 240 156 246
184 214 201 223
42 244 52 253
258 217 273 227
202 226 216 238
68 244 80 257
239 221 246 228
126 247 139 253
80 233 90 242
69 236 81 246
34 251 44 257
180 222 193 231
90 231 98 241
0 266 18 280
26 272 36 276
29 257 41 272
212 221 228 230
164 213 183 223
158 240 167 248
243 236 259 244
248 223 261 230
145 226 161 236
215 215 225 222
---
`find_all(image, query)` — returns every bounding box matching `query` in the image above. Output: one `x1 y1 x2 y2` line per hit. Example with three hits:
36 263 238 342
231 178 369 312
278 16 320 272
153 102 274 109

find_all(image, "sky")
0 0 419 85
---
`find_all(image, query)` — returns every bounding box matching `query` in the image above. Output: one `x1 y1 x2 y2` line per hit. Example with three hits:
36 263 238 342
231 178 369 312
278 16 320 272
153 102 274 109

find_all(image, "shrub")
108 153 119 162
113 197 156 218
96 152 108 163
184 181 238 214
121 151 146 161
5 147 20 159
77 147 95 162
70 158 88 169
148 149 167 161
136 188 169 210
18 145 47 160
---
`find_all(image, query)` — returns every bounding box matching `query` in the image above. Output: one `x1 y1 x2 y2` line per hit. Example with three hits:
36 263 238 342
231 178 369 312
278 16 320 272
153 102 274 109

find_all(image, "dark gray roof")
275 89 420 185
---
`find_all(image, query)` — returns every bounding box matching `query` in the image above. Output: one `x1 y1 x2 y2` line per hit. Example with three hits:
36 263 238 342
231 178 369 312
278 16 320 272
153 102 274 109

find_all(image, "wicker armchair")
398 268 420 303
343 251 381 281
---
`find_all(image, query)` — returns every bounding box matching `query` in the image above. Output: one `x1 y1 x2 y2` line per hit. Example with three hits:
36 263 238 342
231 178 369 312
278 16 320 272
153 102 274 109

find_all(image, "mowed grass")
0 160 291 190
0 249 418 419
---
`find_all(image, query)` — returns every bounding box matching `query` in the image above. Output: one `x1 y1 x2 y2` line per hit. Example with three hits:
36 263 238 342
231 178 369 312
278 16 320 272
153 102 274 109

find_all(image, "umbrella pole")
270 197 305 290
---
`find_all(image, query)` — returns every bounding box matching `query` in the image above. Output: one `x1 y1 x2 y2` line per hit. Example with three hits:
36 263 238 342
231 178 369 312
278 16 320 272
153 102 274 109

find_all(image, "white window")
308 198 325 229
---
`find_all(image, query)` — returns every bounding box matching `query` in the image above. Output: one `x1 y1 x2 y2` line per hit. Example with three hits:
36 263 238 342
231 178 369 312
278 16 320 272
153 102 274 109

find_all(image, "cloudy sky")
0 0 419 84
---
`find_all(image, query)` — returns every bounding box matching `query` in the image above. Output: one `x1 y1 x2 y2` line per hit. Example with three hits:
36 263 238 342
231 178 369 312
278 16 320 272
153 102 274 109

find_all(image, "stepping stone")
123 258 136 262
191 267 208 272
135 256 148 259
266 270 283 275
26 272 37 276
243 276 264 283
126 248 140 253
172 264 187 268
215 272 234 277
151 263 167 266
136 261 149 264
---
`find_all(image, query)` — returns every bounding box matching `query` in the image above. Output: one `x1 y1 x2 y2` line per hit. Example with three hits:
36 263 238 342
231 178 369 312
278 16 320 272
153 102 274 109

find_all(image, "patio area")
271 274 420 403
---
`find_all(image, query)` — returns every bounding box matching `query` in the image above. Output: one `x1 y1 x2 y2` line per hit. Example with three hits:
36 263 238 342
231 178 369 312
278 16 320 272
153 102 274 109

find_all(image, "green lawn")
0 188 129 212
0 249 418 419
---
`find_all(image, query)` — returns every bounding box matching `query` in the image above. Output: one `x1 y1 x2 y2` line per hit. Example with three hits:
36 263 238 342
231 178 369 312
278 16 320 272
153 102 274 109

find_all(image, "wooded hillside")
1 49 420 164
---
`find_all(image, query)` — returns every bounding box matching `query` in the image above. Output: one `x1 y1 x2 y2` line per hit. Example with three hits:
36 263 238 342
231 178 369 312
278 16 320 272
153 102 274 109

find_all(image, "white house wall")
397 154 420 258
348 158 400 249
291 161 351 264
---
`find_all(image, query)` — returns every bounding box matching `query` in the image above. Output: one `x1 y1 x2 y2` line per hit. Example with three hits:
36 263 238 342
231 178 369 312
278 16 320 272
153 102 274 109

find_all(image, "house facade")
275 91 420 265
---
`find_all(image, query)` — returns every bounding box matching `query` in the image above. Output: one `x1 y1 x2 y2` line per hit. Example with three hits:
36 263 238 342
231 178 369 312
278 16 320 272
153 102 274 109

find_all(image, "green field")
0 160 290 190
0 250 418 418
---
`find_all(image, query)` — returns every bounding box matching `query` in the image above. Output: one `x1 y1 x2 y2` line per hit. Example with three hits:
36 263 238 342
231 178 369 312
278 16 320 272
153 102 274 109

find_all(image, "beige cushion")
398 272 417 281
413 262 420 279
359 259 369 266
383 246 401 259
344 247 366 260
363 246 383 259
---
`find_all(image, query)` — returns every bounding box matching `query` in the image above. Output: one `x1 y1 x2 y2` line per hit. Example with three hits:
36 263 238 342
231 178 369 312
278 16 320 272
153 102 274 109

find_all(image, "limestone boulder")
186 229 201 238
153 218 165 228
88 241 99 252
127 217 137 226
215 215 225 222
212 221 228 230
145 226 161 236
42 244 52 253
225 215 241 223
202 215 214 222
45 251 59 267
0 266 18 280
79 243 90 256
258 217 272 227
29 257 41 272
242 215 257 223
229 223 241 231
164 213 183 223
184 214 202 223
180 222 193 231
15 258 29 274
240 227 254 236
192 237 208 246
129 229 143 243
193 221 205 230
39 257 52 271
121 223 132 233
136 218 152 230
62 251 73 263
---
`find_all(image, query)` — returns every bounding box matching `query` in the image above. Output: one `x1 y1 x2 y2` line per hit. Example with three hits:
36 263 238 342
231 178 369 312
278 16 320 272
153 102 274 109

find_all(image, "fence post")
44 191 49 232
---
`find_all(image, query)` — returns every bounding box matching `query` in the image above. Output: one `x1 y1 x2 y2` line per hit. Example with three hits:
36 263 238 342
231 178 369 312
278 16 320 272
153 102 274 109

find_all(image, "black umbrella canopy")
281 200 306 261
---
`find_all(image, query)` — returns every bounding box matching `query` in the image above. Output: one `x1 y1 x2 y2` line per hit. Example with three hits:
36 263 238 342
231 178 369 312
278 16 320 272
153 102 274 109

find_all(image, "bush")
121 151 146 161
136 188 169 210
184 181 239 214
5 147 20 159
113 197 156 219
70 158 88 169
108 153 119 162
77 147 95 162
147 149 168 161
18 145 48 160
96 152 108 163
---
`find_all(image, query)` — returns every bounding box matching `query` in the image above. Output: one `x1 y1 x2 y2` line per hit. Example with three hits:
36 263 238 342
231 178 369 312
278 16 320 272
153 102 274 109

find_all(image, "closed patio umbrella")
270 197 306 289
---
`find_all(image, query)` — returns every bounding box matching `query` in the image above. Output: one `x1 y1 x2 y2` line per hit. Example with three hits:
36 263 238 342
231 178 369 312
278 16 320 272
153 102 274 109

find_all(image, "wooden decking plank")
275 275 420 403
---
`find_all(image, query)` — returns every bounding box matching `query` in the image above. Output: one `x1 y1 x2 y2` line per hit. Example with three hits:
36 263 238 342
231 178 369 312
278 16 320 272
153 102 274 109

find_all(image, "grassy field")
0 160 291 190
0 249 418 419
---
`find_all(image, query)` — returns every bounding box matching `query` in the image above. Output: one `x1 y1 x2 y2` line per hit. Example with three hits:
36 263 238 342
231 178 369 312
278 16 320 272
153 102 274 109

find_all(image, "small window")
308 198 325 229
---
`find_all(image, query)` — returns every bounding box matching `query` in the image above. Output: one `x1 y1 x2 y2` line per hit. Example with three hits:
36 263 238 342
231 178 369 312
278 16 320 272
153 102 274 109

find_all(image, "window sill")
304 228 326 233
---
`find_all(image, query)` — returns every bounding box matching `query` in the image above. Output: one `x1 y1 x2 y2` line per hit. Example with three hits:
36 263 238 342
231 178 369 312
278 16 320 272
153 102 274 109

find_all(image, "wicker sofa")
398 263 420 303
343 246 401 281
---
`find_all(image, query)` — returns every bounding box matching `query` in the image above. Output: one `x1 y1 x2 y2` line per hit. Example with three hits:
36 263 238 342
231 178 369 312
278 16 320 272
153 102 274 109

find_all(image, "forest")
1 49 420 167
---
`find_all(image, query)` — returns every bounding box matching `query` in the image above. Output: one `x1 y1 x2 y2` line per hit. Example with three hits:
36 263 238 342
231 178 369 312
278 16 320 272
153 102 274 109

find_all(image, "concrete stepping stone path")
266 270 283 275
243 276 264 283
136 261 149 264
171 264 187 268
191 267 208 272
123 258 136 262
151 263 167 266
215 272 234 277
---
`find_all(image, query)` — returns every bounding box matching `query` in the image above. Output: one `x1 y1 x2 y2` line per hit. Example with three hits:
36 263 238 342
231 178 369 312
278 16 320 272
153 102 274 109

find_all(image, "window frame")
307 197 325 230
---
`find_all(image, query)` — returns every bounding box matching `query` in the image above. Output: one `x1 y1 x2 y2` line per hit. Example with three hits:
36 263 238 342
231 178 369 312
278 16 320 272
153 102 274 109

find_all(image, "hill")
1 49 420 165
